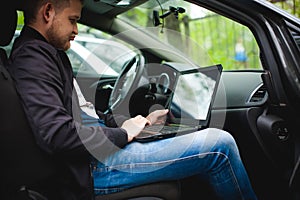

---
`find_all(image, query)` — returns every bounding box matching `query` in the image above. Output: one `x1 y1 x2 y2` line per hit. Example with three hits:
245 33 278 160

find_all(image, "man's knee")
205 128 238 154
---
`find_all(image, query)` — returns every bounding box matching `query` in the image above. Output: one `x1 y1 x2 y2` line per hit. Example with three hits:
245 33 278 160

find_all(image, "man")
8 0 257 199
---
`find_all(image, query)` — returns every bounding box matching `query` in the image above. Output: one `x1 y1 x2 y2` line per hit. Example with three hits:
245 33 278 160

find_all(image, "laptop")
134 64 223 142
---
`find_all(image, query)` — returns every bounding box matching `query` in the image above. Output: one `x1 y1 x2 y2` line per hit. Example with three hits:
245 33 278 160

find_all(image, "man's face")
47 0 82 51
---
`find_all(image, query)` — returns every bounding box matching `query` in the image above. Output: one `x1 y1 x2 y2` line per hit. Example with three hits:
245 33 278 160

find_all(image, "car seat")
0 3 59 200
0 2 181 200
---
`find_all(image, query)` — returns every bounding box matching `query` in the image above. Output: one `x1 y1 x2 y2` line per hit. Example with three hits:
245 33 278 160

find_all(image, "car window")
9 2 262 72
72 34 137 74
68 24 139 76
6 13 138 77
119 0 262 70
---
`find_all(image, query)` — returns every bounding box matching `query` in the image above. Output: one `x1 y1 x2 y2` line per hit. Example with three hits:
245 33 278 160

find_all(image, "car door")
195 0 300 199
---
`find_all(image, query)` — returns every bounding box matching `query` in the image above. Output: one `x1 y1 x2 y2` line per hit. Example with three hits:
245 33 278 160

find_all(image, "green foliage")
121 5 261 70
271 0 300 18
16 1 275 70
16 11 24 30
180 14 260 70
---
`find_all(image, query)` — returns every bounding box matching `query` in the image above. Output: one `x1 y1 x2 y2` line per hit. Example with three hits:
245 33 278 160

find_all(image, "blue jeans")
81 110 106 127
82 111 257 200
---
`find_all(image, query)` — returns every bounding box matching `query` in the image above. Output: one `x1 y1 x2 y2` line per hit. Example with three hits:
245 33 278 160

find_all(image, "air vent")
291 31 300 49
248 84 268 103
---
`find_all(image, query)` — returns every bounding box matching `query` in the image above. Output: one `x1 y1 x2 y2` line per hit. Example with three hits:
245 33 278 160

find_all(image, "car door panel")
211 70 294 199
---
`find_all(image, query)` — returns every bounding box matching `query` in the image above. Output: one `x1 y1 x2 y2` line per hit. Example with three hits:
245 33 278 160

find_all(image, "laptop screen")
169 64 222 125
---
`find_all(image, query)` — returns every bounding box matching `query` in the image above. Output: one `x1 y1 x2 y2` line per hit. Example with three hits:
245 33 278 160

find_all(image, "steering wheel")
107 54 146 116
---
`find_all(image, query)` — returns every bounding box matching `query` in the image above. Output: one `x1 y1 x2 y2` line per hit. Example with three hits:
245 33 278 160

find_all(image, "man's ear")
42 3 55 23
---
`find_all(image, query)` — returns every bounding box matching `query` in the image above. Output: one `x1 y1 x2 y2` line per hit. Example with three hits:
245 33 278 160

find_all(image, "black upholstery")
0 4 57 199
95 181 181 200
0 58 57 198
0 4 17 47
0 2 181 200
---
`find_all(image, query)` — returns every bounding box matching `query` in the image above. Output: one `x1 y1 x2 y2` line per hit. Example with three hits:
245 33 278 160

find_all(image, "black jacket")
7 26 128 199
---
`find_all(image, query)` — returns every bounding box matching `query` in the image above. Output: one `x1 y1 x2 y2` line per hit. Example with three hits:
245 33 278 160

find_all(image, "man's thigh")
92 128 228 194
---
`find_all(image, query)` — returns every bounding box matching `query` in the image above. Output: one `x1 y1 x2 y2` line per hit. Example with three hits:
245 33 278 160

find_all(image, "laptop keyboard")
142 124 199 135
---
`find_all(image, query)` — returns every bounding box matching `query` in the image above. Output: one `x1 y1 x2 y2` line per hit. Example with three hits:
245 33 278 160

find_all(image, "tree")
269 0 300 17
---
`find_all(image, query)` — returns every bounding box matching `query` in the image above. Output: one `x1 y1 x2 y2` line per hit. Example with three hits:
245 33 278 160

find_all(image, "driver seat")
0 2 181 200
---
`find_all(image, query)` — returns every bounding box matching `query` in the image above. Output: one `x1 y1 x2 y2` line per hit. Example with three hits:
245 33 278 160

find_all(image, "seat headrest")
0 5 17 46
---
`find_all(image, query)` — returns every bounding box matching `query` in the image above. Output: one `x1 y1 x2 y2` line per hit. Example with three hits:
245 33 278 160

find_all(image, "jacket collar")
20 25 48 43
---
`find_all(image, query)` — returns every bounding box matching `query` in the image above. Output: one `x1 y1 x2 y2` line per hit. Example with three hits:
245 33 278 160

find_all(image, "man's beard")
47 23 70 51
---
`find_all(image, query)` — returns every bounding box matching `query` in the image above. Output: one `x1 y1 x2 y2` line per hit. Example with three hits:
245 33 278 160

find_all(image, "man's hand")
146 109 169 125
121 115 150 142
121 110 169 142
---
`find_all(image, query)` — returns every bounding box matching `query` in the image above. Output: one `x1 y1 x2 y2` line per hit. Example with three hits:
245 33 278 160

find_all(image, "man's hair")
24 0 84 24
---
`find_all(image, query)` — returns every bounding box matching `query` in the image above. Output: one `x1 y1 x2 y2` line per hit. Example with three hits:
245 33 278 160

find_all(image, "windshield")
119 0 262 70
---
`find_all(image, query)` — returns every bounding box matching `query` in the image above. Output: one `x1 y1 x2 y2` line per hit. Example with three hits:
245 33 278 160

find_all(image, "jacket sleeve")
8 41 128 159
96 110 129 128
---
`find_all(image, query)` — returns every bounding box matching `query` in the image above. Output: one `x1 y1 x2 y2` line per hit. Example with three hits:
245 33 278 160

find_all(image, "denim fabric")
82 112 257 199
81 110 105 127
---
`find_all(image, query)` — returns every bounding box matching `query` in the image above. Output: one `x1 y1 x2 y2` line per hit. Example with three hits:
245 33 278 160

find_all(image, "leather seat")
0 3 58 199
0 2 181 200
95 181 181 200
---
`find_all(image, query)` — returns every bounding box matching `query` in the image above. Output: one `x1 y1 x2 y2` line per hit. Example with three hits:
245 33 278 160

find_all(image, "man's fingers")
135 115 150 126
146 109 169 125
158 109 169 116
